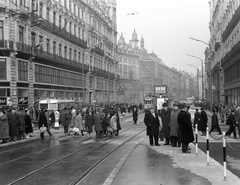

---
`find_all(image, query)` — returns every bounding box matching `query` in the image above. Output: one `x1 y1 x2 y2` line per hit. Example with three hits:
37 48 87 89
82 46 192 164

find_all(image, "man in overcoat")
178 103 194 153
60 107 71 134
8 108 20 141
144 105 161 146
160 103 172 145
169 102 181 147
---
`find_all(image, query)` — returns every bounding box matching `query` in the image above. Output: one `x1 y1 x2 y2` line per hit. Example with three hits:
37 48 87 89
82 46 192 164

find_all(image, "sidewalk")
134 136 240 185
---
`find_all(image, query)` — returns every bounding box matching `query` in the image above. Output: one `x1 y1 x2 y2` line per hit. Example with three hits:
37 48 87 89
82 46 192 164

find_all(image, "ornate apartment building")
0 0 118 108
209 0 240 105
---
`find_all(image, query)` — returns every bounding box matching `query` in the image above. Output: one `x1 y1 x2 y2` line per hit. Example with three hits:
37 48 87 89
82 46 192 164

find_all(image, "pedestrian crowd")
39 105 124 140
0 106 34 144
144 102 194 153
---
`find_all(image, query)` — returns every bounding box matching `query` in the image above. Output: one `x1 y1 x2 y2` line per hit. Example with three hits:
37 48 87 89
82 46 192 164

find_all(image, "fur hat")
162 103 168 107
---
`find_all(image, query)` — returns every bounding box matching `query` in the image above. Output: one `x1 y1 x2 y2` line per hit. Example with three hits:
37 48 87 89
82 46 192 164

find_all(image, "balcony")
91 46 104 56
36 19 87 49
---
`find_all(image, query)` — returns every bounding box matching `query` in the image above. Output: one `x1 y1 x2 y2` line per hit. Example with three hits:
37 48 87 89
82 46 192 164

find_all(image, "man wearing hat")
178 103 194 153
144 105 161 146
160 102 172 145
169 102 181 147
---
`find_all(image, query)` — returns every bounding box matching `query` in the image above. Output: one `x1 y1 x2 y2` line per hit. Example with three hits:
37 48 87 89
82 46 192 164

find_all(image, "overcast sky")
116 0 210 75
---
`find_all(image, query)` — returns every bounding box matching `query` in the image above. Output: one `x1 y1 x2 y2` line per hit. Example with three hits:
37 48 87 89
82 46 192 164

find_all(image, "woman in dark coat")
85 111 93 137
102 112 110 136
132 107 138 124
144 105 160 146
193 109 201 129
199 107 208 136
25 109 33 137
178 103 194 153
209 109 222 135
38 109 48 140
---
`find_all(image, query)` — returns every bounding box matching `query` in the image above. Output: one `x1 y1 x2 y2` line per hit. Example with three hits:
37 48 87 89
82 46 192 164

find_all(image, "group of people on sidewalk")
144 102 194 153
0 106 34 144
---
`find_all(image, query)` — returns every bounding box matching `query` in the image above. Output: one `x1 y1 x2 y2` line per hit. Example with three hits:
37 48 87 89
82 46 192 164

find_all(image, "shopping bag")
72 127 79 133
40 126 47 133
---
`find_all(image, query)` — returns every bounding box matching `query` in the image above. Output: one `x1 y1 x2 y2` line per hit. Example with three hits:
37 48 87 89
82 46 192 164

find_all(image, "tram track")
6 114 145 185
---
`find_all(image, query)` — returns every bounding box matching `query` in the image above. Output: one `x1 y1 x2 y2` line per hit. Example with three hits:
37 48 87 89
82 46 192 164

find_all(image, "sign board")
18 97 28 105
0 98 7 105
154 85 167 94
157 98 165 110
116 87 124 95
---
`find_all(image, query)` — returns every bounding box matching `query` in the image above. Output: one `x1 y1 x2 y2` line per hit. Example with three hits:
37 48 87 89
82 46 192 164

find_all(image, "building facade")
209 0 240 106
0 0 118 109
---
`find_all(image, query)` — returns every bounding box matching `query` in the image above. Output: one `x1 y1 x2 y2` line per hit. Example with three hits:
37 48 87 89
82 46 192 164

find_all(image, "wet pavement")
110 136 240 185
1 111 240 185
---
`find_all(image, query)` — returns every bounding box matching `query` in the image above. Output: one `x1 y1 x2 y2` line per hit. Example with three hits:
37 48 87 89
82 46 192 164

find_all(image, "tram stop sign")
154 85 167 95
116 87 124 95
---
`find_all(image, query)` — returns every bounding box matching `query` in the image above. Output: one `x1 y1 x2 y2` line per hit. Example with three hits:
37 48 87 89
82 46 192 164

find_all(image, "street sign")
154 85 167 94
116 87 124 95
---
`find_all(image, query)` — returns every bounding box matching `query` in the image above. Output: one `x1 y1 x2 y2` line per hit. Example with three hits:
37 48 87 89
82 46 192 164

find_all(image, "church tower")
130 28 139 49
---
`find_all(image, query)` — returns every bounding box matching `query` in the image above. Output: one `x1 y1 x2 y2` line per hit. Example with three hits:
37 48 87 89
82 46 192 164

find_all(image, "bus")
37 99 82 111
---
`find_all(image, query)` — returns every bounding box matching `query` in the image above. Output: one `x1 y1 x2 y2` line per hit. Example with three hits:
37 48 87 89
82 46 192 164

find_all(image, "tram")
37 99 82 111
143 95 157 110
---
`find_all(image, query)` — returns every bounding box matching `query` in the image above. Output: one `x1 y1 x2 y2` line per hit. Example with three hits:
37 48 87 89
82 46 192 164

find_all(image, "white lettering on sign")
0 99 6 104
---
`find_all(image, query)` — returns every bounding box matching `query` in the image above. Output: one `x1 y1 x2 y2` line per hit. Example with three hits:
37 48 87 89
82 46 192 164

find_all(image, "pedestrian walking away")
132 107 138 124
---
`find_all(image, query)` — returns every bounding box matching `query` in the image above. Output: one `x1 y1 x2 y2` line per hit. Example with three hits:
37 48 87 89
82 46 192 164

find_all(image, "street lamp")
187 54 204 103
186 63 200 101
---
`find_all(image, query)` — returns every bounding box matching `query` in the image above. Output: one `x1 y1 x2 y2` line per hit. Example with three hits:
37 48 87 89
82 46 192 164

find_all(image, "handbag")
40 126 47 133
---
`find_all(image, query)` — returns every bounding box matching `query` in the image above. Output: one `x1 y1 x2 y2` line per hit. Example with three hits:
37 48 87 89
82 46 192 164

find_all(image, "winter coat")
211 113 219 129
160 108 172 138
132 110 138 122
8 113 20 137
199 110 208 132
110 115 118 131
193 111 201 127
169 109 181 137
38 111 48 128
0 114 9 139
94 113 103 131
228 112 236 126
60 110 70 126
71 113 77 127
76 114 84 131
85 113 93 133
18 110 26 132
102 116 110 130
144 111 160 136
25 114 33 134
177 110 194 144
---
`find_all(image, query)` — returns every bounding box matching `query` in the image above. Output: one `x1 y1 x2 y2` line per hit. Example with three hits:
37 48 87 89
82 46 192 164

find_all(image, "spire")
140 35 144 48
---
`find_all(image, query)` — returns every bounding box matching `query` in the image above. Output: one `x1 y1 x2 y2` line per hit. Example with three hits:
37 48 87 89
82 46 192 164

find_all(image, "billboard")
154 85 167 94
